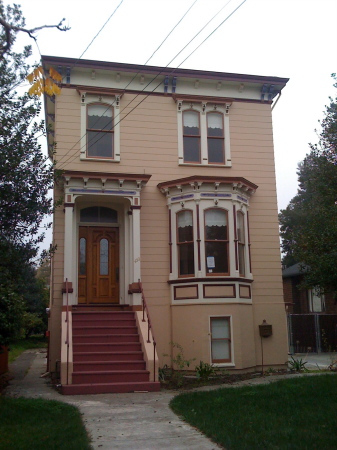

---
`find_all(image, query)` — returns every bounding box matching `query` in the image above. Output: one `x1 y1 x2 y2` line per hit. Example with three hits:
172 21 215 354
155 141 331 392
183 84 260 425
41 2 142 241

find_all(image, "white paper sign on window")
207 256 215 268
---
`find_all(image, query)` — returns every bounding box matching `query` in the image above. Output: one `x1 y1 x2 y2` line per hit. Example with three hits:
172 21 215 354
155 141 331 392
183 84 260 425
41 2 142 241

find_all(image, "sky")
11 0 337 250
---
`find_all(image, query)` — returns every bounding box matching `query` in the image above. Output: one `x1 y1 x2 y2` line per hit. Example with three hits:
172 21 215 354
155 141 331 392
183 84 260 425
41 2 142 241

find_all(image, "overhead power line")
57 0 247 169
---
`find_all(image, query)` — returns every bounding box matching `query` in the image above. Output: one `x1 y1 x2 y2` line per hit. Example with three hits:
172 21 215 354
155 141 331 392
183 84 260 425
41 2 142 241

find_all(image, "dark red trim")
168 209 172 274
42 55 288 87
239 284 251 299
196 204 201 271
203 283 236 299
174 284 199 300
63 170 151 183
247 211 252 273
130 205 141 210
168 277 253 284
64 203 75 208
158 175 258 192
233 204 238 271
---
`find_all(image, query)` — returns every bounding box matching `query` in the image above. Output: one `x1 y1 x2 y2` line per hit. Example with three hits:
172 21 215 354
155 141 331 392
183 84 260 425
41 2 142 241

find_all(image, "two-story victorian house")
42 55 289 394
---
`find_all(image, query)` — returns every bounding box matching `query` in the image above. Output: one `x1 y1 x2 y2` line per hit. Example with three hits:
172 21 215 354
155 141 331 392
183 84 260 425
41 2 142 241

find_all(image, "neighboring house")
42 55 289 394
283 263 337 352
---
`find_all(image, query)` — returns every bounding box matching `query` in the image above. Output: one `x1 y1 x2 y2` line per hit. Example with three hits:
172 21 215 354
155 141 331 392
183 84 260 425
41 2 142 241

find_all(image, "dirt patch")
161 369 289 390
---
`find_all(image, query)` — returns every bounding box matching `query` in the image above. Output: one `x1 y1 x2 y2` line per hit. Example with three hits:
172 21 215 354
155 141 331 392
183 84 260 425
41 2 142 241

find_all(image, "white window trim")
209 315 235 367
170 198 251 281
177 101 232 167
80 93 121 162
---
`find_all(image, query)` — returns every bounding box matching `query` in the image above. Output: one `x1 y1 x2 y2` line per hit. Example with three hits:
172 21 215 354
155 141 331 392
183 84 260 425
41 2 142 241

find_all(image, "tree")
0 1 66 344
279 75 337 293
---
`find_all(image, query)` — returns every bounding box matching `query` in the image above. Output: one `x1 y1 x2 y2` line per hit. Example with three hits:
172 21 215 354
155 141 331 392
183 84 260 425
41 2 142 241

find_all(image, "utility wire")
57 0 245 169
56 0 200 168
78 0 124 61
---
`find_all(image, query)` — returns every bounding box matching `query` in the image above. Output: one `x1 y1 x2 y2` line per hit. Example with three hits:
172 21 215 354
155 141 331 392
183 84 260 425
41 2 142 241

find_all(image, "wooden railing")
65 278 70 385
138 280 157 382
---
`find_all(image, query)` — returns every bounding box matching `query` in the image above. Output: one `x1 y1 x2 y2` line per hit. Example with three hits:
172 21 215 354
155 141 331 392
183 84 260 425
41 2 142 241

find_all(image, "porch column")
63 202 75 305
131 205 142 306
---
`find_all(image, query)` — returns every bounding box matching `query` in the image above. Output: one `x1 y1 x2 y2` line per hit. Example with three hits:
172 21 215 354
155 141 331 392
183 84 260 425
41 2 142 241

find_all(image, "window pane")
238 244 245 276
207 113 223 137
212 318 229 338
205 209 227 240
208 138 224 163
205 241 228 273
177 211 193 242
183 136 200 163
183 111 199 135
88 131 113 158
179 242 194 275
237 212 245 243
80 207 117 223
100 238 109 275
212 340 230 360
79 238 86 275
88 105 113 130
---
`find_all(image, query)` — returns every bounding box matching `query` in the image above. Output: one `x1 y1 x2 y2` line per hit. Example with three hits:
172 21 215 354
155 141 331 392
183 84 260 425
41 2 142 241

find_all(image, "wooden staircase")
61 306 160 394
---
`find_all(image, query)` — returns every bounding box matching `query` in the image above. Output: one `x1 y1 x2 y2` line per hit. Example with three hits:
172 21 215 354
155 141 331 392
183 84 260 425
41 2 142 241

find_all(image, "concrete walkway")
3 350 220 450
3 350 337 449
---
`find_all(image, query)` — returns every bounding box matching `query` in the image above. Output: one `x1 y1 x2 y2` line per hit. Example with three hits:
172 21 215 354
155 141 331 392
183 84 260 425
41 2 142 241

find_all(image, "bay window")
237 211 246 276
205 208 229 275
177 210 195 277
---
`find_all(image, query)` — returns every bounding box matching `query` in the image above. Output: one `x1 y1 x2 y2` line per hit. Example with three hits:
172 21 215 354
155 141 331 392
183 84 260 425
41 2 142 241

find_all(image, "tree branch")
0 17 70 58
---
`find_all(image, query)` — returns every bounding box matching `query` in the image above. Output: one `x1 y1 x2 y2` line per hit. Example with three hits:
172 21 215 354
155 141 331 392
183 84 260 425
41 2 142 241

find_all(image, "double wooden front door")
78 227 119 304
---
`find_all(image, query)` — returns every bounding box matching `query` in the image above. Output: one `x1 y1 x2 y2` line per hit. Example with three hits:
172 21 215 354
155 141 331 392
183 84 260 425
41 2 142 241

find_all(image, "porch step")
73 351 145 362
72 370 150 384
73 334 140 344
64 308 159 395
73 360 146 371
73 342 142 352
62 381 160 395
72 326 138 335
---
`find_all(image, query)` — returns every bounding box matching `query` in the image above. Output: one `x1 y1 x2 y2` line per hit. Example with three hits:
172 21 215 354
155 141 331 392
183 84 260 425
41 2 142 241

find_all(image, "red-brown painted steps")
61 307 160 395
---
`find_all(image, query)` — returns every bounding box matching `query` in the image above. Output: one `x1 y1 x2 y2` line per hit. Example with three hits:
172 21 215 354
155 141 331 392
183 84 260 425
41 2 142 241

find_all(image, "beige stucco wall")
49 87 287 372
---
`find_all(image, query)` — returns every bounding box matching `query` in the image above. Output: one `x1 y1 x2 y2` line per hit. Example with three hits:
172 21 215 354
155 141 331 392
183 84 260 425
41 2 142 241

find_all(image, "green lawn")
170 374 337 450
8 335 47 363
0 397 91 450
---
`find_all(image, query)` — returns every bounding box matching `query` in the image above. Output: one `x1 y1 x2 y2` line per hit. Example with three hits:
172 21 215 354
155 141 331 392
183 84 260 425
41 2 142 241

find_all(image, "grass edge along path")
8 336 47 363
0 397 91 450
170 374 337 450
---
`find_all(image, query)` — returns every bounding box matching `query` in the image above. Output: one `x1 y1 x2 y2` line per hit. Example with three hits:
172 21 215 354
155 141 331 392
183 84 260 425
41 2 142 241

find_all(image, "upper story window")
87 104 113 158
237 211 245 277
205 208 229 275
79 92 121 162
183 111 201 163
177 210 195 277
177 101 231 167
207 112 224 164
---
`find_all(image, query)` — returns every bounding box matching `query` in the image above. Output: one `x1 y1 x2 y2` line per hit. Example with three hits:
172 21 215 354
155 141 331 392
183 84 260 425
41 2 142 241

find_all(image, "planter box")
0 346 8 374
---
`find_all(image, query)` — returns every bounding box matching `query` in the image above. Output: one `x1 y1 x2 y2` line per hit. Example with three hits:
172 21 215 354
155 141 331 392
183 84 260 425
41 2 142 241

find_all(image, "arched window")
207 112 224 164
177 210 195 276
80 207 117 223
87 103 113 158
183 110 200 163
237 211 245 276
204 208 229 275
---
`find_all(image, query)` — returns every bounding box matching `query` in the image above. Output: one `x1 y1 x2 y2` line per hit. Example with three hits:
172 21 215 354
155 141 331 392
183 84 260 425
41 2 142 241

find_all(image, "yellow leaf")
49 67 62 83
26 72 35 84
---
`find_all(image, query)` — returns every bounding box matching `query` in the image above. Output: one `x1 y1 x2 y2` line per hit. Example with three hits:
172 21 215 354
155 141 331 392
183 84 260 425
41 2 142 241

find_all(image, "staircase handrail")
65 278 69 385
138 280 157 382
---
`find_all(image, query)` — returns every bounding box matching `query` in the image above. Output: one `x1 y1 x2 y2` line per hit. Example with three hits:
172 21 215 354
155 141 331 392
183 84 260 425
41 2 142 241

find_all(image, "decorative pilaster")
63 202 75 305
